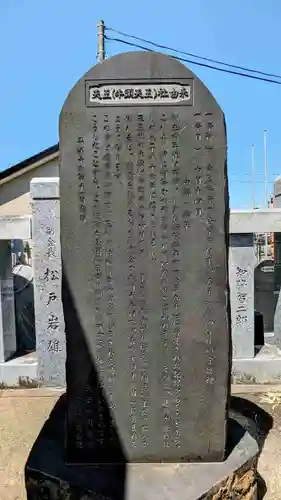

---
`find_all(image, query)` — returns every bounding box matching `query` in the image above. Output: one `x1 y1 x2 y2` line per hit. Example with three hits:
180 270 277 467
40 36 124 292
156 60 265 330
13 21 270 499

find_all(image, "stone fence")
1 177 281 387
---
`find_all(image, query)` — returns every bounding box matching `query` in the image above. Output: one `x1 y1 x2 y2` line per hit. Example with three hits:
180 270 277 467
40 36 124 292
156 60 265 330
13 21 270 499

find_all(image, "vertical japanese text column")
229 233 255 359
31 178 66 387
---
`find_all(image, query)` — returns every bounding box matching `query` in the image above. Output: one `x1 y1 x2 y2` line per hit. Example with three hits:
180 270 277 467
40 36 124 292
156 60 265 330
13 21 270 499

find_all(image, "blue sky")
1 0 280 208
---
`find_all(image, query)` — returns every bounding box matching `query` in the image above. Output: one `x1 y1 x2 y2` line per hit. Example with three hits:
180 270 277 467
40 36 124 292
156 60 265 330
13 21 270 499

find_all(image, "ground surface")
0 389 62 500
0 386 281 500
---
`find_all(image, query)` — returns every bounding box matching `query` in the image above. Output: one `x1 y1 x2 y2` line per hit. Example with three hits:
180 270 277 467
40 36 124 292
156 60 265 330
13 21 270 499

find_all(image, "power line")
103 27 280 197
230 172 280 177
104 34 281 86
229 179 273 185
105 26 281 81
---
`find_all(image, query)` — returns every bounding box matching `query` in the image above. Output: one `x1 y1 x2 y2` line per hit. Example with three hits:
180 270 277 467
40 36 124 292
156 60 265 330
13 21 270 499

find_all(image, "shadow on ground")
24 271 127 499
230 395 273 499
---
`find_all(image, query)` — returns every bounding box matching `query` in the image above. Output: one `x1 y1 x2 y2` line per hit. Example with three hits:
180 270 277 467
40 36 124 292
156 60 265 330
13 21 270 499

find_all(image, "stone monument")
25 51 259 499
255 259 276 336
61 50 231 465
0 239 16 362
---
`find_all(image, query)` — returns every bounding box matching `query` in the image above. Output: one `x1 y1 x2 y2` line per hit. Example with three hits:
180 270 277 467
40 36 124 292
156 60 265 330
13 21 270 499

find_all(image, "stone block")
25 395 259 500
230 209 281 233
0 216 31 240
30 177 60 200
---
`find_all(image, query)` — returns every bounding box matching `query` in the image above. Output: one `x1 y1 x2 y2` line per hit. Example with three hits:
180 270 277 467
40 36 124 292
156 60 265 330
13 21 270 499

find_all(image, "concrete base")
233 344 281 384
25 395 259 500
0 352 38 388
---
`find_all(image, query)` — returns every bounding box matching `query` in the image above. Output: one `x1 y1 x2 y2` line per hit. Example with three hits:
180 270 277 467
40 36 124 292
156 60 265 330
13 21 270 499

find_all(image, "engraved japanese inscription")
86 81 193 106
59 51 230 464
32 195 65 387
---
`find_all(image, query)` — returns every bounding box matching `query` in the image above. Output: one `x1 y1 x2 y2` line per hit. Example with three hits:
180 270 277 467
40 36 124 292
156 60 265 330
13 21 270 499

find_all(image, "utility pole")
251 144 255 210
264 129 268 208
97 20 105 63
264 129 268 257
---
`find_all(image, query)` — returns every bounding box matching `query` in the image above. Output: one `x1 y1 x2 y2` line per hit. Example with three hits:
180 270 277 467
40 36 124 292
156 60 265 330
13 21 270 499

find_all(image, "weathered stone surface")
59 51 231 463
13 263 35 353
25 396 259 500
255 258 276 336
229 234 255 359
229 209 281 234
0 240 16 362
25 467 258 500
31 178 66 387
0 215 31 241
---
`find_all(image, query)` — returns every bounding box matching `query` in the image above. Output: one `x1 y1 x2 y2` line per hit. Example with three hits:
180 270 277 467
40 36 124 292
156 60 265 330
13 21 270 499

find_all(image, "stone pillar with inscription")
25 53 259 500
60 52 232 465
229 233 255 359
31 178 66 387
0 240 17 362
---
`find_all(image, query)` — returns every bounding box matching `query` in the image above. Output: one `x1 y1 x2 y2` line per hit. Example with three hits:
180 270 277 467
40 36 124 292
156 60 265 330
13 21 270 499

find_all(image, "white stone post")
229 233 255 359
31 178 65 387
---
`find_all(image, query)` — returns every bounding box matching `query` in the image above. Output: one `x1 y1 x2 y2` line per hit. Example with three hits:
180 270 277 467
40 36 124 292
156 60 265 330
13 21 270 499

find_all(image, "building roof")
0 144 59 183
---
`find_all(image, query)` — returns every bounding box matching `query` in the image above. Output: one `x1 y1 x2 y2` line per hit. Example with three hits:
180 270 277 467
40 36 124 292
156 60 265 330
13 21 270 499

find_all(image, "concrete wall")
274 177 281 208
0 157 59 217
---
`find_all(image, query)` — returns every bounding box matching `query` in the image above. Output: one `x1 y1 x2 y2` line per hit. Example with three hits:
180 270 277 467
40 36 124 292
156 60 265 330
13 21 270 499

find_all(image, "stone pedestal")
0 240 16 362
25 395 259 500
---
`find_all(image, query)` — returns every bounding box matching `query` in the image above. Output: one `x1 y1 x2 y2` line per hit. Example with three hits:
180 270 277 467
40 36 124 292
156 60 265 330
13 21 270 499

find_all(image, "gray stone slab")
31 179 65 388
229 234 255 359
59 51 231 463
274 288 281 348
13 263 35 352
273 232 281 348
0 240 16 362
273 182 281 342
255 259 276 336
